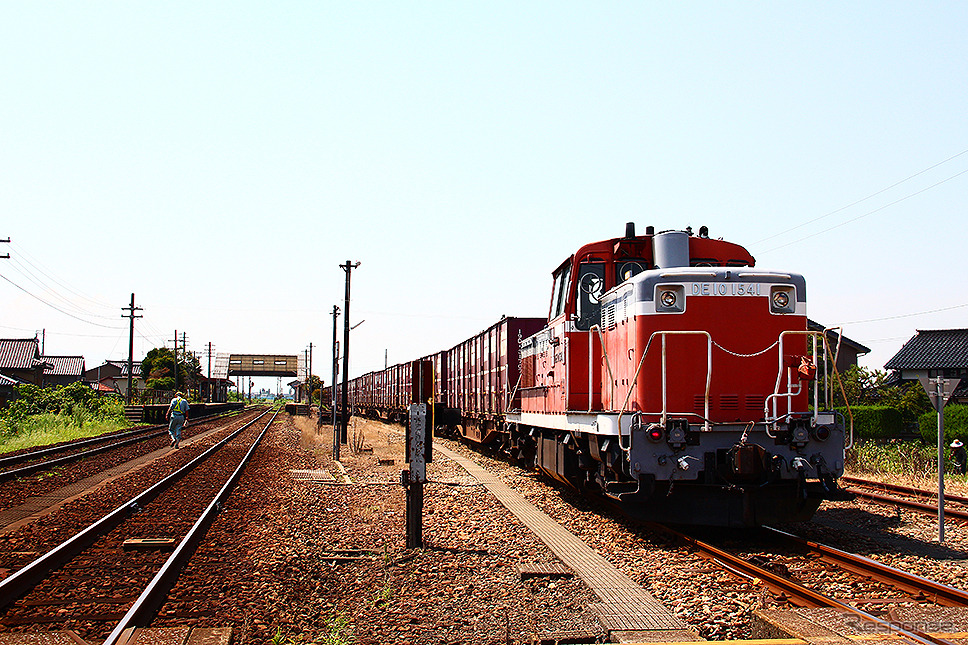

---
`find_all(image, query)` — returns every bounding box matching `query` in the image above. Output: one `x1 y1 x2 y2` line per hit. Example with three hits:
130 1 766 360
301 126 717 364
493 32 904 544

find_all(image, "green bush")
0 382 126 444
836 405 903 440
3 382 122 420
919 404 968 444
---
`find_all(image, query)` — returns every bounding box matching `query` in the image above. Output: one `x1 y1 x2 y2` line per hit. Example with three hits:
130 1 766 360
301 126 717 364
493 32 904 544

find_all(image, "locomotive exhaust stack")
652 230 691 269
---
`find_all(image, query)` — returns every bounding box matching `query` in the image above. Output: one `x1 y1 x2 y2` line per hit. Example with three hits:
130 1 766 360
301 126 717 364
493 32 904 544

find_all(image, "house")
807 320 871 373
199 375 233 403
83 360 144 398
40 356 85 387
884 329 968 404
0 372 22 408
0 338 47 385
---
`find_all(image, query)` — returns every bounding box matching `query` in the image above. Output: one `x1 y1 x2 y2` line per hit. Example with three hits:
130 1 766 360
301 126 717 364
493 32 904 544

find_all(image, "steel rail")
656 524 959 645
103 408 280 645
0 429 170 482
763 526 968 607
845 487 968 523
842 475 968 506
0 409 246 481
0 408 270 609
0 424 163 469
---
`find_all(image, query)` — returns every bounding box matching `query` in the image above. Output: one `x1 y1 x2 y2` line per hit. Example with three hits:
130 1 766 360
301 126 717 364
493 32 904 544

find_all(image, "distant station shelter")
225 354 299 377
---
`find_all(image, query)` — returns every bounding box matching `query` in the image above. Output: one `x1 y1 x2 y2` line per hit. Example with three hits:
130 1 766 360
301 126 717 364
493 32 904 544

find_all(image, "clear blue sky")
2 2 967 389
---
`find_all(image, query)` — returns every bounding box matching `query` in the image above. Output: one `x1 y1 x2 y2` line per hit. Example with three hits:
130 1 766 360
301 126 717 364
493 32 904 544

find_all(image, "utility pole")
178 332 188 396
173 330 178 394
308 342 314 404
121 294 143 405
340 261 360 446
206 342 214 402
331 305 340 459
0 237 9 259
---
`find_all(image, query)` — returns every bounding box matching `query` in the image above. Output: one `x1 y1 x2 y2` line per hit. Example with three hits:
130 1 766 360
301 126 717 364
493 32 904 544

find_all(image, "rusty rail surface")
842 476 968 522
655 524 961 645
104 408 280 645
763 526 968 607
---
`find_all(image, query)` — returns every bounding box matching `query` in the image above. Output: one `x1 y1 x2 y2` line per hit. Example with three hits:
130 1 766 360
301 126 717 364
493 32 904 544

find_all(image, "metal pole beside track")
331 305 340 461
340 261 360 446
937 377 946 543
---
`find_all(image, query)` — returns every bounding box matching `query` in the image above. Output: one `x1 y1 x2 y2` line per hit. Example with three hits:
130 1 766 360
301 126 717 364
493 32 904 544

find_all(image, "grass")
0 413 131 455
846 439 968 493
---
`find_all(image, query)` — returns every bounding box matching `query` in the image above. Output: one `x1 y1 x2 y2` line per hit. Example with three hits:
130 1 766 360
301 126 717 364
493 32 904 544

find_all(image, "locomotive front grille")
745 394 765 410
720 394 739 410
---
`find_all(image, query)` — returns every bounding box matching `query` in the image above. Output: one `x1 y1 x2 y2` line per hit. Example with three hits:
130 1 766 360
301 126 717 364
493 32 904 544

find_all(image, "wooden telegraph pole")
121 294 142 405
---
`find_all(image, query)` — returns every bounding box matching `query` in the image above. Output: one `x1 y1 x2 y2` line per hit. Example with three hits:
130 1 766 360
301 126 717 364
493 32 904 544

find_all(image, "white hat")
951 440 964 449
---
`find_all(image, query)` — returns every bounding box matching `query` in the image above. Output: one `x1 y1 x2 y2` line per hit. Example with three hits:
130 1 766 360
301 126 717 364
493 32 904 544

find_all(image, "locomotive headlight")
655 285 685 313
812 425 831 442
770 286 795 314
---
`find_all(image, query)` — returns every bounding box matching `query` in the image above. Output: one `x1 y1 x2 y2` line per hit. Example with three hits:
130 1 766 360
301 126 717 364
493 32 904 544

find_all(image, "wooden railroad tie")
518 561 574 580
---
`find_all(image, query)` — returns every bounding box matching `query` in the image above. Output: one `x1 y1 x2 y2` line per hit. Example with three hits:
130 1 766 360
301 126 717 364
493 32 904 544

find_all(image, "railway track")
658 523 968 645
0 408 278 643
842 475 968 522
0 408 246 482
0 409 263 523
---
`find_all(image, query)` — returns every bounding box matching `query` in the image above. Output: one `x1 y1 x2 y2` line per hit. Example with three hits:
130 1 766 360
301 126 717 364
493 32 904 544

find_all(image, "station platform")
436 444 700 644
0 628 231 645
753 607 968 645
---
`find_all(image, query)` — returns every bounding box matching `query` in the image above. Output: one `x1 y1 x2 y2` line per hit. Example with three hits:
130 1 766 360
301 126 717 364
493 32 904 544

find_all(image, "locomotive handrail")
591 324 616 411
765 329 854 451
616 330 713 453
767 330 822 428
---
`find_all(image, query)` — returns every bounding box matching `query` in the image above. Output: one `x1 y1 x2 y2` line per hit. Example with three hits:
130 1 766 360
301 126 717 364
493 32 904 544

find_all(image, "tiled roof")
0 338 41 370
106 360 142 376
807 319 871 355
42 356 85 377
884 329 968 370
0 373 21 386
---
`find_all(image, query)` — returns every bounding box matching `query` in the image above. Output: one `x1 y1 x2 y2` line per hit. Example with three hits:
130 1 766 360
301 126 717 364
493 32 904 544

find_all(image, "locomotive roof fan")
653 230 690 268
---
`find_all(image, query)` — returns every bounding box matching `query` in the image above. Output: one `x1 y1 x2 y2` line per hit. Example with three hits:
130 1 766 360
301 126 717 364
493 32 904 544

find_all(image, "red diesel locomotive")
347 224 851 527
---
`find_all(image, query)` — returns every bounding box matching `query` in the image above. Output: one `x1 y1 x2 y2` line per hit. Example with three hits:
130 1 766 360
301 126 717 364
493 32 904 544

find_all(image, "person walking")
951 440 967 475
166 391 190 449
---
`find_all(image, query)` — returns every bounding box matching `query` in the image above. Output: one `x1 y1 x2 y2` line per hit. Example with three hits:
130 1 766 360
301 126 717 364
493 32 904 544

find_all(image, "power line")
0 273 125 330
755 146 968 246
836 301 968 326
6 259 118 319
761 166 968 254
8 240 117 310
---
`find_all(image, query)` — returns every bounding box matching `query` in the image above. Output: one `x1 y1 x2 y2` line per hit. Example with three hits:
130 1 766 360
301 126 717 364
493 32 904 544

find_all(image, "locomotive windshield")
575 262 605 330
550 262 571 320
616 260 647 284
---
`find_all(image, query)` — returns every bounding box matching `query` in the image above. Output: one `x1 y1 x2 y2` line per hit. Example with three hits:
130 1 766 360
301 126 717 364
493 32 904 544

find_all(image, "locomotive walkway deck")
434 444 698 643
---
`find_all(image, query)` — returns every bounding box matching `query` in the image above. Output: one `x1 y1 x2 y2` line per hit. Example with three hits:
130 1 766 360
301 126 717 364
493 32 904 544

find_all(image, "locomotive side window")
616 260 647 284
576 262 605 330
550 262 572 320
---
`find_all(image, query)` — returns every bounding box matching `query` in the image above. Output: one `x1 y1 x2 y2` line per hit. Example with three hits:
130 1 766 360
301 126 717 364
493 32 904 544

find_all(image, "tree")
305 375 324 404
833 364 931 427
141 347 203 395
